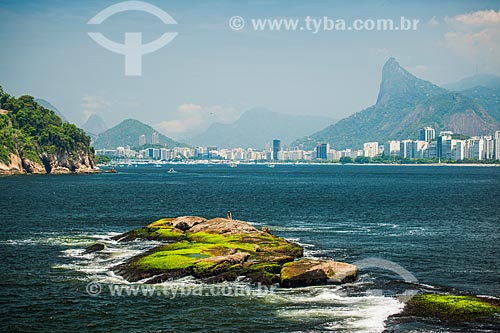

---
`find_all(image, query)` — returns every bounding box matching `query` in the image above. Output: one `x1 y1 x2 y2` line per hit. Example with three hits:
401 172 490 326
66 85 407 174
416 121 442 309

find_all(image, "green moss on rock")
148 218 174 227
405 294 500 322
133 226 184 241
245 262 281 274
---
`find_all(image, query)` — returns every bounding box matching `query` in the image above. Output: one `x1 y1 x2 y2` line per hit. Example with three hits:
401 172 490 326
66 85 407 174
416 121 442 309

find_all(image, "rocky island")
0 86 98 175
94 216 358 287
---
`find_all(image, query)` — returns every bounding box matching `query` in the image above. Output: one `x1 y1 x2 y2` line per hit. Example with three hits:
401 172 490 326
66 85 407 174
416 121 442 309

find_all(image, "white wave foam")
376 223 399 229
0 231 120 247
266 226 315 232
42 231 163 284
268 287 404 333
265 225 374 235
285 238 315 248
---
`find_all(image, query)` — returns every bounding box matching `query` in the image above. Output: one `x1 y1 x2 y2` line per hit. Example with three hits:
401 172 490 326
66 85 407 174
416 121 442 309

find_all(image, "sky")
1 0 500 139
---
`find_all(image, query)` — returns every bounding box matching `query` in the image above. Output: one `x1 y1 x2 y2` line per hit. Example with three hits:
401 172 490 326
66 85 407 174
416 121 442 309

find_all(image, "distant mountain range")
442 74 500 91
92 119 186 149
188 108 335 149
34 98 68 122
35 99 110 138
293 58 500 149
459 86 500 123
81 114 108 137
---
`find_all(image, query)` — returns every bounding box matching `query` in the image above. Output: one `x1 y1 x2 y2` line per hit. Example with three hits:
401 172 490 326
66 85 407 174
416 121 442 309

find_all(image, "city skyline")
96 126 500 162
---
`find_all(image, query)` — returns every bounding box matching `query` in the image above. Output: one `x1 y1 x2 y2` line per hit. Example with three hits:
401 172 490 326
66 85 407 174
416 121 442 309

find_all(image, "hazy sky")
1 0 500 139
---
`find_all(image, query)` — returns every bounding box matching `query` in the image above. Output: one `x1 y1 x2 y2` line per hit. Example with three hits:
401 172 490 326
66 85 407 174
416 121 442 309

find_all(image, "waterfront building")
399 140 412 158
272 139 281 160
437 134 453 159
408 140 428 159
152 132 160 144
290 149 305 161
483 136 494 160
363 142 378 157
160 148 174 160
328 149 341 161
495 131 500 160
419 127 436 142
465 137 485 160
138 134 146 146
453 140 466 160
316 143 329 159
383 140 400 157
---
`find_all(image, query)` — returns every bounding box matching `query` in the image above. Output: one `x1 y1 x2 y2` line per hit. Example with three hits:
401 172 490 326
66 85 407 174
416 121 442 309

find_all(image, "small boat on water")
229 162 238 168
105 167 117 173
167 168 177 173
154 164 162 168
266 163 276 168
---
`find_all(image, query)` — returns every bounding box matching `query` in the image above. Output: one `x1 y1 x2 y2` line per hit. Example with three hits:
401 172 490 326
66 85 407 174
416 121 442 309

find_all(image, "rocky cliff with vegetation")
0 86 98 174
91 216 358 287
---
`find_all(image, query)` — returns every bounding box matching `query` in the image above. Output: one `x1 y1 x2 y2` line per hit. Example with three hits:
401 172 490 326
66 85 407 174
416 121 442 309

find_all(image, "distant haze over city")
1 0 500 141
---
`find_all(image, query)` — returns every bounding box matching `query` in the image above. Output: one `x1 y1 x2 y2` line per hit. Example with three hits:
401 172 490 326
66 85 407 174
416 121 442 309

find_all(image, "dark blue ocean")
0 164 499 332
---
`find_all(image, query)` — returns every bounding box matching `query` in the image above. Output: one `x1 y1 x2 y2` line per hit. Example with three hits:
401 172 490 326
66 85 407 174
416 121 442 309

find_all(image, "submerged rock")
83 243 105 254
110 216 356 287
280 258 358 288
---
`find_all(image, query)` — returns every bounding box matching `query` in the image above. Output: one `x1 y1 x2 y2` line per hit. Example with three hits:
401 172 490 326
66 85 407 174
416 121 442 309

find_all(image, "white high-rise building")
173 147 192 159
419 127 435 142
483 135 494 160
328 150 341 161
152 148 160 159
465 137 485 160
138 134 146 146
399 140 413 158
408 140 428 158
160 148 173 160
383 140 400 157
152 132 160 144
440 136 454 160
453 140 466 160
363 142 379 157
290 149 305 161
426 141 438 158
